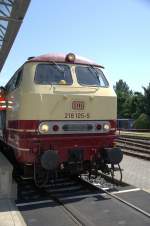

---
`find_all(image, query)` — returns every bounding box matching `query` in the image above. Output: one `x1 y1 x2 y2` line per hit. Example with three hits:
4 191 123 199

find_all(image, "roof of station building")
0 0 31 72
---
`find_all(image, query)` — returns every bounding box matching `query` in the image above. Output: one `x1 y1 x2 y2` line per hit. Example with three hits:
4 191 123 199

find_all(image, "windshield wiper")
89 65 98 75
51 61 65 73
49 61 67 83
88 65 101 85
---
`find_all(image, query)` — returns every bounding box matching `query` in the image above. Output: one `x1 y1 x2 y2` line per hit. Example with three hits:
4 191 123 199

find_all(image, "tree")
114 80 132 118
114 79 131 95
143 83 150 116
133 113 150 129
114 80 150 129
130 92 145 119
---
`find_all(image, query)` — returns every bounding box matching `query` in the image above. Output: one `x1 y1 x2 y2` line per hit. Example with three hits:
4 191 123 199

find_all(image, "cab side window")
15 70 22 87
6 69 23 92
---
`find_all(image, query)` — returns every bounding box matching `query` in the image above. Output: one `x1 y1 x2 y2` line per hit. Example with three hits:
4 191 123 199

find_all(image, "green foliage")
114 79 133 118
143 83 150 116
114 79 131 95
133 113 150 129
129 92 145 119
114 80 149 125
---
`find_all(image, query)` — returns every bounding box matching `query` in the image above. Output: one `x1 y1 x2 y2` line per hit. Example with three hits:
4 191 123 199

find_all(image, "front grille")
62 124 93 131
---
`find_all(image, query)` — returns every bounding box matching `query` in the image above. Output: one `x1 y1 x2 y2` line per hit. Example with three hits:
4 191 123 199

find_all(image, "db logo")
72 101 85 110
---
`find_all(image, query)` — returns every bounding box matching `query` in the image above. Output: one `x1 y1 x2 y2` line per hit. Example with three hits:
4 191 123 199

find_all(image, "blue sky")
0 0 150 92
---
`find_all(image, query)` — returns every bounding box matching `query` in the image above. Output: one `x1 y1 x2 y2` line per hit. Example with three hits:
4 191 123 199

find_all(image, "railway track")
15 175 150 226
116 135 150 160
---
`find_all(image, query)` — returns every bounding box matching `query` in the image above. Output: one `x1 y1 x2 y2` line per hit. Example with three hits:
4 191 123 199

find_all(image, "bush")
133 113 150 129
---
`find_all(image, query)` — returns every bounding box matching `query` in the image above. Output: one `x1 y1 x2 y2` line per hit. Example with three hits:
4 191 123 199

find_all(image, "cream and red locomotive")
0 53 123 185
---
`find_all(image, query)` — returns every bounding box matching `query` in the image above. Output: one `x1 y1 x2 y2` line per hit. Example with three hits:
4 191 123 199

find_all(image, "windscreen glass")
75 66 109 87
35 64 73 85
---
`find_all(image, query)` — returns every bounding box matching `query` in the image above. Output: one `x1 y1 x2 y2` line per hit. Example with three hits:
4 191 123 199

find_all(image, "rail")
15 174 150 226
116 135 150 160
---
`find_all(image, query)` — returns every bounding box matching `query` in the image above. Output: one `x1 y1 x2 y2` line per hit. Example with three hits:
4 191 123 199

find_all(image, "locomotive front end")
3 53 123 185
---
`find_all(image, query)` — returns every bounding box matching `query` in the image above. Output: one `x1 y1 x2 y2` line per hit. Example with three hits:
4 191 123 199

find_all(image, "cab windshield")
35 64 73 85
75 66 109 87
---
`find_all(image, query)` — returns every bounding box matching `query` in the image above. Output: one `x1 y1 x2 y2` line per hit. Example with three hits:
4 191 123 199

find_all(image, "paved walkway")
0 199 26 226
120 155 150 192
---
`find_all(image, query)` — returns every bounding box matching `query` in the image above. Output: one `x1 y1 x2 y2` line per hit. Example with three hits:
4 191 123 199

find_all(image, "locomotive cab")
0 53 123 185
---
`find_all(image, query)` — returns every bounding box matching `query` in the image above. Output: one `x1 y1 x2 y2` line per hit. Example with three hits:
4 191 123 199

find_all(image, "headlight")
65 53 76 62
39 123 49 133
103 123 110 131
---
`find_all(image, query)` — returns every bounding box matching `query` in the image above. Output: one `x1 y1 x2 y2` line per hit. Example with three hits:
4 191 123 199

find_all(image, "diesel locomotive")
0 53 123 186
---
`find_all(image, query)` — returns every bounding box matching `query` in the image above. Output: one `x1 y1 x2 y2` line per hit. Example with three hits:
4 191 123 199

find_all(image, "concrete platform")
0 152 23 226
0 199 26 226
0 152 14 199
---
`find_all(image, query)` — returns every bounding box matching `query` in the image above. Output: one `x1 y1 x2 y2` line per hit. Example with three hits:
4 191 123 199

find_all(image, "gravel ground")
119 155 150 192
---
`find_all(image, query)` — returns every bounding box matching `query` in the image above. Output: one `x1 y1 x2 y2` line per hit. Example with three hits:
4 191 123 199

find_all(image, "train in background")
0 53 123 186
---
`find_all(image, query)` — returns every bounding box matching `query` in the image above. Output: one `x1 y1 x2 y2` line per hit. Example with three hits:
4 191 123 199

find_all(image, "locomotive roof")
27 53 104 68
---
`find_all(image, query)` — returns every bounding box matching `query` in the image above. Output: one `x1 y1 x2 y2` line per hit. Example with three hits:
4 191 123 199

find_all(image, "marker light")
65 53 76 62
53 125 59 131
103 123 110 131
39 123 49 133
96 124 102 130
